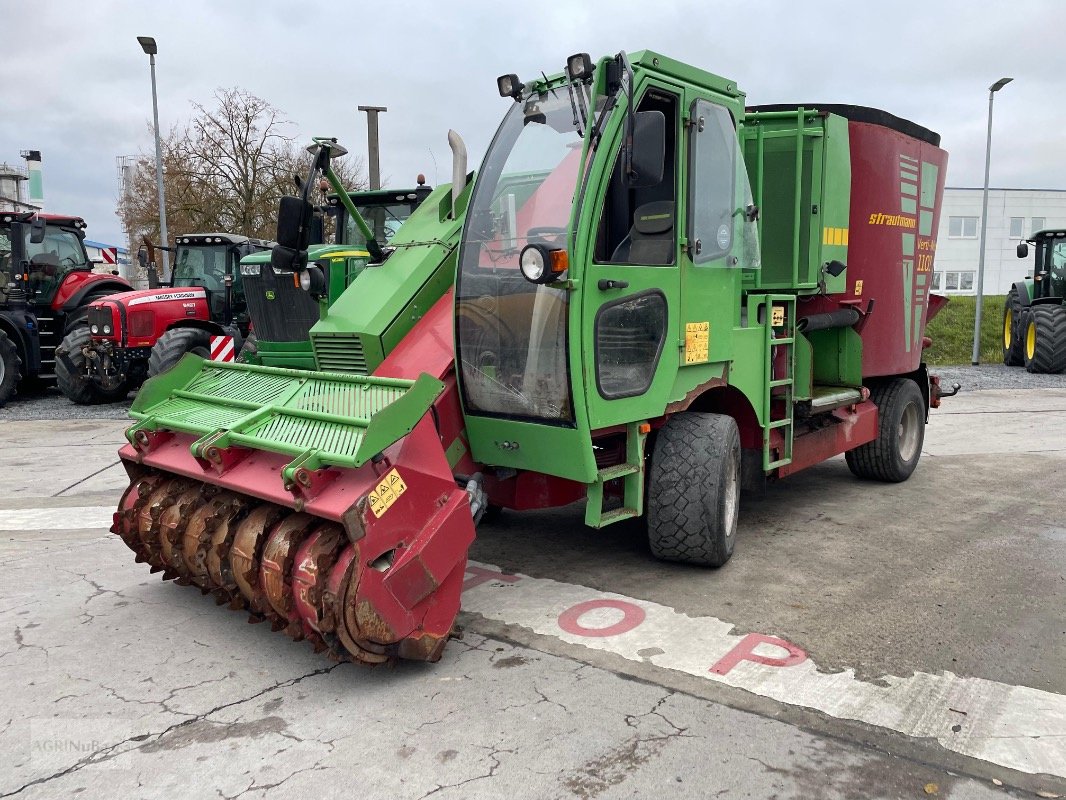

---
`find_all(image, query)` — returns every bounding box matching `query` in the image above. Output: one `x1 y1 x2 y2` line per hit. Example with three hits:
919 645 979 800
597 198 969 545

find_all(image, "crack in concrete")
0 664 343 798
562 690 691 799
415 745 515 799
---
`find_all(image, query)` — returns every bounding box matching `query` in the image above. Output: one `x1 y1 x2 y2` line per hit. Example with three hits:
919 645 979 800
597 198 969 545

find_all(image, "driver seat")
610 201 675 264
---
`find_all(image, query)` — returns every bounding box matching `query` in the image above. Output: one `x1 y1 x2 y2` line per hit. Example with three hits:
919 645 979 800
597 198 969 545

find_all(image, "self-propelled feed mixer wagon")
112 50 954 665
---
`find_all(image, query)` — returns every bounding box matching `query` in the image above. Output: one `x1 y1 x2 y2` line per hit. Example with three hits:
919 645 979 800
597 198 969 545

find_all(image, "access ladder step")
596 463 639 482
597 507 639 526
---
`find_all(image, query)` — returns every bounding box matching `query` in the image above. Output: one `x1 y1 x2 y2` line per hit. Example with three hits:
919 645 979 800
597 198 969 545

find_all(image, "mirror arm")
320 165 384 262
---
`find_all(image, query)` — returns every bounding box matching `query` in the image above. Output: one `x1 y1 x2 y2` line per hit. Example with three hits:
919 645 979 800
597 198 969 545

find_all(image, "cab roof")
175 233 273 248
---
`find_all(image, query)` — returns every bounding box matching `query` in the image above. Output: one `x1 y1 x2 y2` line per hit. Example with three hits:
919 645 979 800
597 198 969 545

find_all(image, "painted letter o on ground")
558 599 646 638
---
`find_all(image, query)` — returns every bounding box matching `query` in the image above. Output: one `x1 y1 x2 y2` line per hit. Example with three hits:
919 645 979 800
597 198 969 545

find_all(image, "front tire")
646 412 741 567
0 330 22 407
845 378 925 482
56 327 131 405
1023 304 1066 374
1002 287 1025 366
237 332 258 364
147 328 212 378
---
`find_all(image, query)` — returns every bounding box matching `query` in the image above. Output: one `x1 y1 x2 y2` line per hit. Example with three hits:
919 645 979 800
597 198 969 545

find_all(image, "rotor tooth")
259 512 317 632
231 504 287 613
182 493 239 588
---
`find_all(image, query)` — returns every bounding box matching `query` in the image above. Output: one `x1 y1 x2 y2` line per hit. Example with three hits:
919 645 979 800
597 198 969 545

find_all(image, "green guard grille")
127 355 445 474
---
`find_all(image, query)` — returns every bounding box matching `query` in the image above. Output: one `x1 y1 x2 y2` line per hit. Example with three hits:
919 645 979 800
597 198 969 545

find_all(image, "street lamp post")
971 76 1013 365
358 106 387 190
137 35 170 280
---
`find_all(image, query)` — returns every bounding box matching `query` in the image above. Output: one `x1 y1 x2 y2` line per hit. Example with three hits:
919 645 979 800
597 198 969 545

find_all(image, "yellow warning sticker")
368 468 407 518
854 279 864 296
685 321 709 364
771 306 785 327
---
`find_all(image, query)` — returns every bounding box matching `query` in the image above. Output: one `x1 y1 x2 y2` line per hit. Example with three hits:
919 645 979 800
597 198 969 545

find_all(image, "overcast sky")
3 0 1063 245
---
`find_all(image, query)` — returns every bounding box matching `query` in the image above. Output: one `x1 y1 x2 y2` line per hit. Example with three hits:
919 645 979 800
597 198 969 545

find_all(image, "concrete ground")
1 389 1063 799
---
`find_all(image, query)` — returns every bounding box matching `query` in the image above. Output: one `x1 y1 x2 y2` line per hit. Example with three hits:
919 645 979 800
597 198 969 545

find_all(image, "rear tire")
0 330 22 407
1002 287 1025 366
845 378 925 482
56 327 131 405
646 412 741 567
148 328 212 378
1023 304 1066 374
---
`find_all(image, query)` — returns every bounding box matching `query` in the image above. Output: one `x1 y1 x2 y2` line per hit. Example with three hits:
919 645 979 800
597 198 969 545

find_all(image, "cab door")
581 83 682 430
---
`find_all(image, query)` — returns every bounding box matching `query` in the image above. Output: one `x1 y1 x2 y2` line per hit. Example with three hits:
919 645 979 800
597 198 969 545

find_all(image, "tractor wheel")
0 330 22 407
148 328 212 378
238 332 258 363
1024 304 1066 374
56 327 131 405
1002 287 1025 366
646 412 741 567
845 378 925 482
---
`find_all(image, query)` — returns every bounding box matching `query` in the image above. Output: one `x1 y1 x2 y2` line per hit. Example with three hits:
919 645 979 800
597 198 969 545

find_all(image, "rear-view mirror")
1017 241 1029 259
276 195 314 252
29 218 46 244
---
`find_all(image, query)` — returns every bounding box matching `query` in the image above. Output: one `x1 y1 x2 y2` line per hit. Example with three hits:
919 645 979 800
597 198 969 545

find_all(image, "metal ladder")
757 295 796 471
584 421 648 529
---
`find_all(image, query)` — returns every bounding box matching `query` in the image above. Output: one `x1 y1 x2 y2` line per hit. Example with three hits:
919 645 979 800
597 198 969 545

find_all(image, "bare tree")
118 88 366 262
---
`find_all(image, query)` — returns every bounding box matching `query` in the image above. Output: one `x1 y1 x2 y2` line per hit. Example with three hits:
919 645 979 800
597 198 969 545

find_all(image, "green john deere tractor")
237 147 448 369
1003 229 1066 373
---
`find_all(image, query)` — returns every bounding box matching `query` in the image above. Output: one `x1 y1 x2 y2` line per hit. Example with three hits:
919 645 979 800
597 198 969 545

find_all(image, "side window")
595 291 668 399
688 100 738 264
594 89 678 266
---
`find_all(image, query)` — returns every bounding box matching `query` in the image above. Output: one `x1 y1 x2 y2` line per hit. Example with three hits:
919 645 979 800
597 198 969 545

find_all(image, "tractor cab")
171 234 271 324
454 51 757 484
1018 229 1066 301
0 212 92 307
328 182 434 249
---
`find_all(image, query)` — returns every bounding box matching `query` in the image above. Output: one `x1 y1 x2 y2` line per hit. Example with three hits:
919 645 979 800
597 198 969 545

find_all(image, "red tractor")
0 211 130 406
56 232 272 404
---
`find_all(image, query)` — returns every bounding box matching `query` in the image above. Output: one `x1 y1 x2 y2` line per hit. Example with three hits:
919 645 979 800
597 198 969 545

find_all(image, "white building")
933 188 1066 296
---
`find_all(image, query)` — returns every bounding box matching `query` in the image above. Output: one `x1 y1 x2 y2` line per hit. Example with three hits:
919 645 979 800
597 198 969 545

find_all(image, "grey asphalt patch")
0 392 1062 798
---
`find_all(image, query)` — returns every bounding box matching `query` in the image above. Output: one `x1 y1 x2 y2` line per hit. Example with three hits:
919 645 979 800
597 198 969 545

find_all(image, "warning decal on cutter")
368 469 408 518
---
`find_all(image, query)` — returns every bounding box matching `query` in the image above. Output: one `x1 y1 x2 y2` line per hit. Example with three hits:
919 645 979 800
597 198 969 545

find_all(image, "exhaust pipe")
447 130 467 220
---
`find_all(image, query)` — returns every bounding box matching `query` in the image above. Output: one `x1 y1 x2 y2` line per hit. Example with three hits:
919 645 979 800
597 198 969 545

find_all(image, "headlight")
103 325 111 334
519 245 547 282
298 265 326 295
519 243 567 284
90 325 99 334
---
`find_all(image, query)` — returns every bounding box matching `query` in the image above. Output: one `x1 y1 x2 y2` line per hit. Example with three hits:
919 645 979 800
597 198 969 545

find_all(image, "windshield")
344 202 416 247
173 245 231 292
456 81 608 423
2 224 89 301
1048 239 1066 293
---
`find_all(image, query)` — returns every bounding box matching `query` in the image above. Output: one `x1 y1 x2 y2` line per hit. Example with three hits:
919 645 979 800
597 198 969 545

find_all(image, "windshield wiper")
587 62 626 150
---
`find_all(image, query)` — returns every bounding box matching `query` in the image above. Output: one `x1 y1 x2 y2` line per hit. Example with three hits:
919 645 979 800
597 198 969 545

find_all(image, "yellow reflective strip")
324 249 370 258
842 228 849 246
